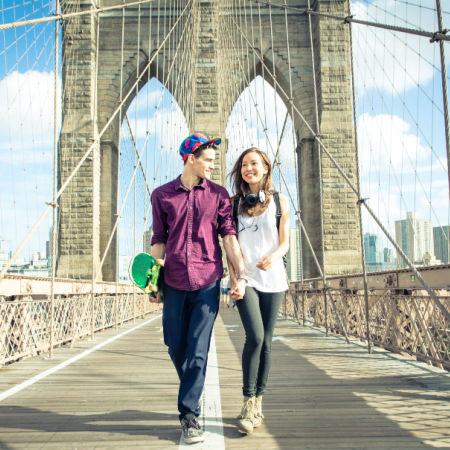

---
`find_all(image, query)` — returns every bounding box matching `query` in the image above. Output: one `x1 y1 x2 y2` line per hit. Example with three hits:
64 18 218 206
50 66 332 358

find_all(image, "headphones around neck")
244 190 266 206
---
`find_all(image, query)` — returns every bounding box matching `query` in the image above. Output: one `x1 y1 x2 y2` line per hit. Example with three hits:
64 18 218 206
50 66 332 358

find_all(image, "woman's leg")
236 286 264 397
255 291 284 397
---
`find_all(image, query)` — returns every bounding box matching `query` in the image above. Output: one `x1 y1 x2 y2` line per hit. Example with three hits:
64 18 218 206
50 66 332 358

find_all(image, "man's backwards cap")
179 133 221 161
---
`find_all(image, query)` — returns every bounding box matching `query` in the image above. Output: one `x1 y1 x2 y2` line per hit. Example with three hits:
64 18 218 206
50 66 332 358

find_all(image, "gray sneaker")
181 414 204 444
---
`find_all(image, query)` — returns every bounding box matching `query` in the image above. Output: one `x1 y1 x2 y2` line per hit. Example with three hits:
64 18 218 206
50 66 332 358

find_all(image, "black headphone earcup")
245 194 258 206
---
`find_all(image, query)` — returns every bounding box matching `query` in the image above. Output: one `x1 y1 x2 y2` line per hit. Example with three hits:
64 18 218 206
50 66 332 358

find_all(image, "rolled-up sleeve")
217 191 237 238
151 189 168 245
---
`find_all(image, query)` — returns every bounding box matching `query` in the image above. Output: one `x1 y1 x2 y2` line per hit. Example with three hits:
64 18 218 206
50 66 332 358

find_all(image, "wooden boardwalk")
0 306 449 449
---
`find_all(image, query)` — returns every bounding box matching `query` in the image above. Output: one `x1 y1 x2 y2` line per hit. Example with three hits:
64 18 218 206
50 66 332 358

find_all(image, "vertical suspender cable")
305 0 328 335
133 3 142 322
114 4 126 330
434 0 450 201
347 4 372 354
49 0 60 359
91 1 101 340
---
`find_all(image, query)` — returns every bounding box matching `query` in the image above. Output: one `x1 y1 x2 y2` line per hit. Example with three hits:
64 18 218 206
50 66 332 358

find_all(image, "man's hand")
149 292 162 303
230 278 246 300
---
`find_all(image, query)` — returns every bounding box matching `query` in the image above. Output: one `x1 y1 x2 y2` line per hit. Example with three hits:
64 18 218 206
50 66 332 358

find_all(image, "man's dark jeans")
162 279 220 419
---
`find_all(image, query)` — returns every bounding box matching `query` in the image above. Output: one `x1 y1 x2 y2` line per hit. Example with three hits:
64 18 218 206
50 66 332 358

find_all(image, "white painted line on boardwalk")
0 314 162 403
273 335 289 342
179 331 225 449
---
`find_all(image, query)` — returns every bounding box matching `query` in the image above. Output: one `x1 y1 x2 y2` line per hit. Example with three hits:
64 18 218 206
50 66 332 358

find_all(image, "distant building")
286 225 302 281
0 238 10 266
364 233 384 271
433 225 449 264
383 247 395 264
143 228 153 253
395 212 434 267
118 255 132 282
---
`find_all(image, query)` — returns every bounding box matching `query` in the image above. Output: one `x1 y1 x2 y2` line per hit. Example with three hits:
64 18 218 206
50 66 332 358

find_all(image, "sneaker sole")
184 436 205 444
237 426 253 435
237 421 254 434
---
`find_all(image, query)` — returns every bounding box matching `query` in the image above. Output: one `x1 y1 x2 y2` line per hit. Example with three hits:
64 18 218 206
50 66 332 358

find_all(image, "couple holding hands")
150 133 289 444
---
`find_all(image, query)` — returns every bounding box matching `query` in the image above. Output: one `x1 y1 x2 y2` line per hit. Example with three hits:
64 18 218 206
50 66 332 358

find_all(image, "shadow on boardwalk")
219 307 449 449
0 406 181 447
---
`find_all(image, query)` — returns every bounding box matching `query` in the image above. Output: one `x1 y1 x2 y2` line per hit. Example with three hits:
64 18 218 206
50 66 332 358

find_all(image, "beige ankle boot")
237 396 256 434
253 396 264 427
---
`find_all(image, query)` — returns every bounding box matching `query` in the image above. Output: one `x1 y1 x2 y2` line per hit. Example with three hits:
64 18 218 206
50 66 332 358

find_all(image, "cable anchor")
430 29 448 43
357 197 369 205
344 15 354 24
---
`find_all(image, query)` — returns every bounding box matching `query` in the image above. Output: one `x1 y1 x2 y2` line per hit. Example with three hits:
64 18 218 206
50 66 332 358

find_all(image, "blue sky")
0 0 449 264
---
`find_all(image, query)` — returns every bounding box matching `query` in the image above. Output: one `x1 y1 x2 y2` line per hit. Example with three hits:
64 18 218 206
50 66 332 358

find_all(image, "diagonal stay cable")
229 12 450 322
244 0 450 42
225 17 350 341
0 0 193 283
0 0 157 31
70 6 195 344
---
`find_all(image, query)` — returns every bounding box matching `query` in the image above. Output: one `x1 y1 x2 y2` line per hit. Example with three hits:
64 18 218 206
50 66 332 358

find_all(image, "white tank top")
237 196 289 293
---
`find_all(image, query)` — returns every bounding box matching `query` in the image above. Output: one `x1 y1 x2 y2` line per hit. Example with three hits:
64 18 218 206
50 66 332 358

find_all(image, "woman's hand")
256 254 275 271
229 278 246 300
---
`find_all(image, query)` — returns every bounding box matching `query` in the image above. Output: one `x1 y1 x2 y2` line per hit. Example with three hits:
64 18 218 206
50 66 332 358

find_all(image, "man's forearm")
151 243 166 260
223 234 245 275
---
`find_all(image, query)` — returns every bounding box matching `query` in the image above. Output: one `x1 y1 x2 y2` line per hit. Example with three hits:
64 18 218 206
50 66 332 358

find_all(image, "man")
150 133 247 444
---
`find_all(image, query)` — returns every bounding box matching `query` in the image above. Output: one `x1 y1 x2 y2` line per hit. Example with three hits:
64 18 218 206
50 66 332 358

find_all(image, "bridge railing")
0 275 161 366
285 283 449 371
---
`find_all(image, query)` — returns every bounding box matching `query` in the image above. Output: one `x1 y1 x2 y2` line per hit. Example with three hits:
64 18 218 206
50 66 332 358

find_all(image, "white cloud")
357 112 449 229
0 70 61 144
351 0 440 94
358 112 432 177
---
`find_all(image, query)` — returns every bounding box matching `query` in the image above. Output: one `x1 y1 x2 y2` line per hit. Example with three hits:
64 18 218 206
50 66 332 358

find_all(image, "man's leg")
178 280 220 418
162 284 188 380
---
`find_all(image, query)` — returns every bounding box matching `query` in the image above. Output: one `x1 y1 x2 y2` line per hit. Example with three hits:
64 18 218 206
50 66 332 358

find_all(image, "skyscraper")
363 233 383 271
286 225 302 281
143 228 153 253
433 225 449 264
395 212 434 267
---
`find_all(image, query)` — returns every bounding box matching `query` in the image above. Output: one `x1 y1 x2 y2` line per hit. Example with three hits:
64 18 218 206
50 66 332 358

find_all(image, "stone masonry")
57 0 361 281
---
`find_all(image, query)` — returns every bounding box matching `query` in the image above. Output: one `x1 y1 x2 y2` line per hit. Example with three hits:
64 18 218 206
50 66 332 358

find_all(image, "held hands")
229 278 246 301
256 254 275 271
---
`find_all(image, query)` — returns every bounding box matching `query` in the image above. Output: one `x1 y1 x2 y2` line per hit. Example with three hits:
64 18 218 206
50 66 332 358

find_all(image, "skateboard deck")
129 252 164 299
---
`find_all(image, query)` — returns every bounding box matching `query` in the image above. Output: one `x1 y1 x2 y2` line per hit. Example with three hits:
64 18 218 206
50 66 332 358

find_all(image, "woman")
228 147 290 434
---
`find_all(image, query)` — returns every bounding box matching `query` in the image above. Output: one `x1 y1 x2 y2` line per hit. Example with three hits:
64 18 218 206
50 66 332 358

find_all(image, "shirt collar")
175 175 207 191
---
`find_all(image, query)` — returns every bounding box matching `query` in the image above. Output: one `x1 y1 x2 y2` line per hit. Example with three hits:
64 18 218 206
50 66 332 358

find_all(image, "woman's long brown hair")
229 147 275 216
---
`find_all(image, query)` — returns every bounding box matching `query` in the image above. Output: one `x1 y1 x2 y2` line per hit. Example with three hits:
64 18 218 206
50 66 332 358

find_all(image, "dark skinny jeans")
236 286 284 397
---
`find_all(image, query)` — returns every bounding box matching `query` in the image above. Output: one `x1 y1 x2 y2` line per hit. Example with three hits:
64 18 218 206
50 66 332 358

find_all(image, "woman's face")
241 151 268 186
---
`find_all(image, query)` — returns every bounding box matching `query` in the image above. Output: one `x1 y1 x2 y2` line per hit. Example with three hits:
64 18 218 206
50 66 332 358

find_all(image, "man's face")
191 148 216 180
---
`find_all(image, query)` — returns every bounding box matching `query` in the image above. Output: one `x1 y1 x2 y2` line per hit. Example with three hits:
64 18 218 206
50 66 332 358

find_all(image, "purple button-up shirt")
150 176 236 291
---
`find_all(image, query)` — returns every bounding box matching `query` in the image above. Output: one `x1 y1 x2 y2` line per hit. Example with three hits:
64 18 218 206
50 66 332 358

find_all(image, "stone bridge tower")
57 0 361 281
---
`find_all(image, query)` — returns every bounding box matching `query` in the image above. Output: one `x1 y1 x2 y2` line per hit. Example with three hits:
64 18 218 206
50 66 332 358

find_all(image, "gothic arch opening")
116 77 189 281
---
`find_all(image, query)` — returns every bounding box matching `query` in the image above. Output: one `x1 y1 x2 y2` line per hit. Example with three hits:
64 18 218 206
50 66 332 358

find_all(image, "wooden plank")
216 306 450 449
0 307 448 449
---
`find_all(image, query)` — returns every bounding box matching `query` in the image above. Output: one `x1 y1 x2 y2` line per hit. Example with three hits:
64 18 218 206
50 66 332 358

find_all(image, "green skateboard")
129 252 164 299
